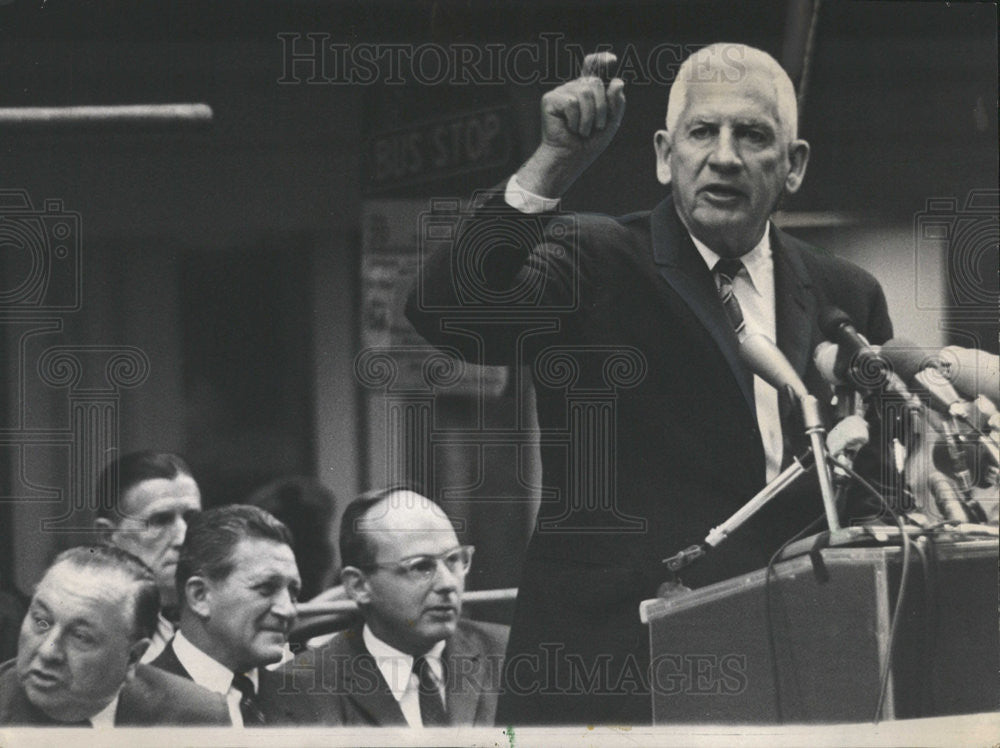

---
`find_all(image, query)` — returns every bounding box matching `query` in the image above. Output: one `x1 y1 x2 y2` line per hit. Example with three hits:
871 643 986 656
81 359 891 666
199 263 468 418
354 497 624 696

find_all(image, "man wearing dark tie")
0 545 229 727
150 504 303 726
281 488 508 727
405 43 893 724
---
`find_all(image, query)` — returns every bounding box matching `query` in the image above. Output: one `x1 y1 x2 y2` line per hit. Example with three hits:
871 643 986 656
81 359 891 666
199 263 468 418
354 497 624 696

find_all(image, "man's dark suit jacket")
150 637 308 726
405 191 893 725
276 618 509 727
0 658 230 726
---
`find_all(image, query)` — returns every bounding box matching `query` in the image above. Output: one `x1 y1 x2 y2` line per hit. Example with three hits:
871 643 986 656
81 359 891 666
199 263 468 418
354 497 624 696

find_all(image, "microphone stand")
663 449 815 572
800 393 841 533
705 449 817 547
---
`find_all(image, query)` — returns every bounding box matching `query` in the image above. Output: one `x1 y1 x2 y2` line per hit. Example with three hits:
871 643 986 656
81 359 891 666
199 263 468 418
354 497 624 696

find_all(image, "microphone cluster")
663 307 997 574
812 308 998 527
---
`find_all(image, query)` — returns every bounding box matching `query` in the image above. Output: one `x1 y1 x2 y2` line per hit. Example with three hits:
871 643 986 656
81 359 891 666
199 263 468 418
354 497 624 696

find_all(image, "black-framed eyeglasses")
363 545 475 583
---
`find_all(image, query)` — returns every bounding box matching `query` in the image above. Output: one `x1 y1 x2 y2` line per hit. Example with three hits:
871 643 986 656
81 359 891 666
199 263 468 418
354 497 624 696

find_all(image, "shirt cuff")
504 174 561 214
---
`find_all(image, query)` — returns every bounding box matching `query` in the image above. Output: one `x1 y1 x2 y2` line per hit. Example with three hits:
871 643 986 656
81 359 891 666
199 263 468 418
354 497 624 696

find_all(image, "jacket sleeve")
404 184 581 367
861 276 893 346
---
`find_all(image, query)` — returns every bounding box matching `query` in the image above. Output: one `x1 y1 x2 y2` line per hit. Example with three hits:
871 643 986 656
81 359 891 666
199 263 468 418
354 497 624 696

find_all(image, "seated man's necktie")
413 655 449 727
232 672 266 727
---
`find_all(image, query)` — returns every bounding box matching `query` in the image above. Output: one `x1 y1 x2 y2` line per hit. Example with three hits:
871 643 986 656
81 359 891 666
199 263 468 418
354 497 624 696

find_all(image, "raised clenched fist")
516 51 626 199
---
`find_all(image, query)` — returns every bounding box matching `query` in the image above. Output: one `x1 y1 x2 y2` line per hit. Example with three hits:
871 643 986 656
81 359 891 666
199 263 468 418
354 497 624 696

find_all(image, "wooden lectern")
643 538 998 723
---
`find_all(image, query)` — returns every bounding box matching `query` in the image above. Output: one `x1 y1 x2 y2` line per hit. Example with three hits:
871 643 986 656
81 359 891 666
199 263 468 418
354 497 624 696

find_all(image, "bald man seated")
279 488 509 727
0 545 229 727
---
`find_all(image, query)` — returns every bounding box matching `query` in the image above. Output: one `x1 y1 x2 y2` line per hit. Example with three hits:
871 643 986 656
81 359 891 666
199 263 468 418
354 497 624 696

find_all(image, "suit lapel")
770 227 823 462
153 640 193 681
443 623 483 725
771 226 816 383
257 668 301 724
650 196 756 416
115 667 155 726
338 629 407 726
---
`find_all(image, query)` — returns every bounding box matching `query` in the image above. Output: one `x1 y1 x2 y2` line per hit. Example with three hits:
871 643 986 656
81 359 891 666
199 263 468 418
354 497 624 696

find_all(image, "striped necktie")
232 672 266 727
714 257 747 340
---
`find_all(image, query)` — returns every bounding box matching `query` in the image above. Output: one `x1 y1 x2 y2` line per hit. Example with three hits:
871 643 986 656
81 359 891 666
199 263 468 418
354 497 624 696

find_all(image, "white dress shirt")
503 175 784 481
362 625 446 728
88 692 121 728
171 630 259 727
505 174 561 213
690 230 783 482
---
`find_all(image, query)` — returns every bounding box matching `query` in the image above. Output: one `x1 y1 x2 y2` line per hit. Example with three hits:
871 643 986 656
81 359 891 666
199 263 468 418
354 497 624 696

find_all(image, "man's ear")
126 637 150 674
654 130 673 185
184 576 212 619
340 567 371 606
784 138 810 194
93 517 117 544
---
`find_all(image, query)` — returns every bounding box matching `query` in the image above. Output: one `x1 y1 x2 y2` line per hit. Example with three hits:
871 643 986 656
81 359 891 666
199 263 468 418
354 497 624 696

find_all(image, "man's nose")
169 514 188 546
271 588 298 621
708 129 741 169
431 560 461 593
35 628 65 664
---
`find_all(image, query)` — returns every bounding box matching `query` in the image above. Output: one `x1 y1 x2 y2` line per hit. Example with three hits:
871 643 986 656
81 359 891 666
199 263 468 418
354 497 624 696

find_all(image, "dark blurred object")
244 476 338 602
0 588 27 663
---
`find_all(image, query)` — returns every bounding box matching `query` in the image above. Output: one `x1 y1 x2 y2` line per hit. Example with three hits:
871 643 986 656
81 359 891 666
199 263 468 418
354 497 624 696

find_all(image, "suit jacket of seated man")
0 658 230 726
406 188 894 725
151 636 304 726
276 617 509 727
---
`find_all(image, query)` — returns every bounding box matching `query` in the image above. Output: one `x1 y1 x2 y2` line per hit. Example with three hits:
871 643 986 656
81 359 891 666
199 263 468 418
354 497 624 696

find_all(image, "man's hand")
516 52 626 199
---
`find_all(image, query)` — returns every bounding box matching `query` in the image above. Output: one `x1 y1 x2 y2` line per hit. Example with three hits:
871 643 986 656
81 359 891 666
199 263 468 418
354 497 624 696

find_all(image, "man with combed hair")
406 43 892 724
0 545 229 726
94 450 202 662
151 504 304 726
281 488 508 727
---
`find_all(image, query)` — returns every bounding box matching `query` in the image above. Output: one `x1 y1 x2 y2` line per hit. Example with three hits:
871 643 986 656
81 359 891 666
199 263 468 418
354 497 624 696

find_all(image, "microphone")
818 307 890 388
814 339 922 408
826 414 869 477
927 471 971 523
940 346 1000 404
973 395 1000 432
813 341 867 420
703 450 815 548
739 333 840 531
813 341 845 385
740 333 808 397
880 340 983 431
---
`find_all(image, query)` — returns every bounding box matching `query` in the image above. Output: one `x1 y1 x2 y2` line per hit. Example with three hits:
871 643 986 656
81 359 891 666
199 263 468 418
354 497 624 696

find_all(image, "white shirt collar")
689 222 773 297
362 624 446 701
171 629 259 695
88 691 121 728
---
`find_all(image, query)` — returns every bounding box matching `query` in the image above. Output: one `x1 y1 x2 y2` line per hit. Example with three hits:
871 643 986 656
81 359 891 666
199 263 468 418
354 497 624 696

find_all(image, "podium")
643 538 998 723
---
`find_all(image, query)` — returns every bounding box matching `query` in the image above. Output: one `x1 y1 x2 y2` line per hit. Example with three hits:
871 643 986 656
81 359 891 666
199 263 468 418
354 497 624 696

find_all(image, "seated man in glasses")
281 488 508 727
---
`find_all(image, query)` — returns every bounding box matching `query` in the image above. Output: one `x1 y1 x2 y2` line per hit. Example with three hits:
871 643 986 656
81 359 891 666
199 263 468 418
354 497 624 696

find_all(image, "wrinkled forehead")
120 475 202 518
227 536 300 578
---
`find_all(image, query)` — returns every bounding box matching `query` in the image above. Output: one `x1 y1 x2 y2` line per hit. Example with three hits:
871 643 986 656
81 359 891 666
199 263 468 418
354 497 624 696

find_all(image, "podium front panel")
646 539 998 723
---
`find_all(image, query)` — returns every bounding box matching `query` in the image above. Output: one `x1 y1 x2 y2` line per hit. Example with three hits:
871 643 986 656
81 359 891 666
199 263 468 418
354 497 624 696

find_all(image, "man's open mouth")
701 184 745 201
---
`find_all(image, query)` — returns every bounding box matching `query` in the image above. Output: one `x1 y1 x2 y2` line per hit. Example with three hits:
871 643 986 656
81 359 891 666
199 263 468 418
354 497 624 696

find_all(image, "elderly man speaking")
406 43 893 724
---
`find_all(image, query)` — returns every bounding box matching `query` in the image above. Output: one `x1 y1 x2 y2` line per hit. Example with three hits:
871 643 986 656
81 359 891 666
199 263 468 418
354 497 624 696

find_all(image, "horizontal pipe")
0 103 213 127
296 586 518 617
